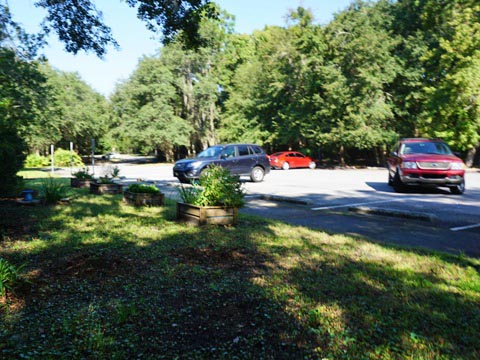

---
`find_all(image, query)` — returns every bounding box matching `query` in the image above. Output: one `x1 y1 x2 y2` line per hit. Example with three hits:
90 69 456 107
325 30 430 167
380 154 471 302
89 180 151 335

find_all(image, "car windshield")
197 146 224 158
271 152 284 157
400 142 453 155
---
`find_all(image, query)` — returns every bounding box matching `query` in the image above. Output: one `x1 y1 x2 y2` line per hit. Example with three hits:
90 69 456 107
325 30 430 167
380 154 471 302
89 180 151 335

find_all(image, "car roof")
400 138 444 143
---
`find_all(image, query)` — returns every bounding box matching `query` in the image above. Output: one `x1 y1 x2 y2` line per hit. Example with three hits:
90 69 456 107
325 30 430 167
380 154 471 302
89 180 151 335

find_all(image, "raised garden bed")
71 178 94 188
123 190 164 206
176 202 238 226
90 182 123 195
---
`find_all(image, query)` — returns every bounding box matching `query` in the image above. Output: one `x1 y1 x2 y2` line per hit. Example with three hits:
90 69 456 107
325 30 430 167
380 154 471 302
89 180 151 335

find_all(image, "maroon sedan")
269 151 316 170
387 138 465 194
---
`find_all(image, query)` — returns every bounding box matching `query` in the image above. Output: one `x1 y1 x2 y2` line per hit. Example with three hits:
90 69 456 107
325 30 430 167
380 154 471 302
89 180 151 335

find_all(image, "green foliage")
40 64 111 155
125 183 160 194
0 258 24 297
24 154 50 168
41 176 67 204
178 165 244 207
72 168 94 179
54 148 84 167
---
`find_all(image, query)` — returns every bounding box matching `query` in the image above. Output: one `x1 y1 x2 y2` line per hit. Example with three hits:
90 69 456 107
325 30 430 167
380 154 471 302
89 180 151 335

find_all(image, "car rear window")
251 146 264 155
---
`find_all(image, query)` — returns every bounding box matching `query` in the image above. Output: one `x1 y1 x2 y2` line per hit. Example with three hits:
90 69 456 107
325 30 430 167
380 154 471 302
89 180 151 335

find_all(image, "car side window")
251 146 262 155
221 146 236 158
238 145 250 156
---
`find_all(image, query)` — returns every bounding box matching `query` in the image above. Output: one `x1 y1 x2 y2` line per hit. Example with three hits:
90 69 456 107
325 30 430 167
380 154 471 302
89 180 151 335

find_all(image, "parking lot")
101 162 480 256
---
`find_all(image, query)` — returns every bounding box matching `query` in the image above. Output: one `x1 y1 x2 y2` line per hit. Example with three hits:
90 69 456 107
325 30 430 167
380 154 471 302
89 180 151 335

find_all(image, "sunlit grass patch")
0 177 479 359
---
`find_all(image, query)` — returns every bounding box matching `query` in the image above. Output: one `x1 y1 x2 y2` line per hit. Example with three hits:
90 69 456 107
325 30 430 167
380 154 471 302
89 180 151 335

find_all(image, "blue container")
22 190 34 202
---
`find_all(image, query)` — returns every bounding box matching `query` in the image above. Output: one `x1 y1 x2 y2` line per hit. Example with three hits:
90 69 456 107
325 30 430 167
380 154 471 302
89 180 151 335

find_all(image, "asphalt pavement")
61 161 480 258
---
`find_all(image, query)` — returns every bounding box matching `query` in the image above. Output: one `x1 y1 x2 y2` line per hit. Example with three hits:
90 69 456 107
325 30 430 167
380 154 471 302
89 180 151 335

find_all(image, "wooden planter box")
90 182 123 195
176 202 238 226
123 191 164 206
71 178 94 188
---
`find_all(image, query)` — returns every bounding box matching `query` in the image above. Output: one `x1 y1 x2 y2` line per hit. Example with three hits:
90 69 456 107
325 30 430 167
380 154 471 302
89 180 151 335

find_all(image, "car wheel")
450 178 465 195
392 171 405 193
309 161 316 169
282 162 290 170
250 166 265 182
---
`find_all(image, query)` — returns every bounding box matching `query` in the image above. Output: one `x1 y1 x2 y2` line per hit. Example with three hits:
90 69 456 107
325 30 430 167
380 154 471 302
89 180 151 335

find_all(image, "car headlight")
189 161 203 169
401 161 417 169
450 162 465 170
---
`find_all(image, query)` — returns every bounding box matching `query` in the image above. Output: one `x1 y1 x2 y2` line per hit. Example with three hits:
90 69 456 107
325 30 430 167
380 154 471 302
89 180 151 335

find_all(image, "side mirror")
390 151 397 157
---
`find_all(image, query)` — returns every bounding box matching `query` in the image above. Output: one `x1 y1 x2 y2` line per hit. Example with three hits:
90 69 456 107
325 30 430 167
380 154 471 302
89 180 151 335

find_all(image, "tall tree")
109 54 192 161
320 0 401 163
25 0 216 57
39 64 110 154
0 4 49 194
391 0 480 158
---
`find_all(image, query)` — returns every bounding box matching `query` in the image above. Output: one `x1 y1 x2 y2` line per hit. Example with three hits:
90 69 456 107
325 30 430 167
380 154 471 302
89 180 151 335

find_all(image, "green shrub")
0 127 26 196
54 148 84 167
178 165 245 207
72 168 94 179
125 183 160 194
24 154 50 168
0 258 24 297
41 177 67 204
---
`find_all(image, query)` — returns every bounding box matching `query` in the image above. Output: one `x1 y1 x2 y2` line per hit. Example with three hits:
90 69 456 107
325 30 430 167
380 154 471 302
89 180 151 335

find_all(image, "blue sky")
10 0 353 96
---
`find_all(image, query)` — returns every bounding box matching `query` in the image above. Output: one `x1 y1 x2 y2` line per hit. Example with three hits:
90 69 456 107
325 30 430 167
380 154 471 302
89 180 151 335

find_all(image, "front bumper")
400 169 464 186
173 168 201 181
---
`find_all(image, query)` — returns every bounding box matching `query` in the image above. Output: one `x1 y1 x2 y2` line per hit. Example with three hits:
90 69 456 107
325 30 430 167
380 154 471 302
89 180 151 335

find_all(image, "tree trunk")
465 145 478 168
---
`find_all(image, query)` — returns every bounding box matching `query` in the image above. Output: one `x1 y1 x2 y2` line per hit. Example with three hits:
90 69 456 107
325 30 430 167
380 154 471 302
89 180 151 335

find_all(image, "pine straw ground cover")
0 178 479 359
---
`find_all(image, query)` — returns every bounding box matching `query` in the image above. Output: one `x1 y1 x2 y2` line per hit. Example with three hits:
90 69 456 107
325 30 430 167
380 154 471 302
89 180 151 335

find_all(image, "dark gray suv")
173 144 270 183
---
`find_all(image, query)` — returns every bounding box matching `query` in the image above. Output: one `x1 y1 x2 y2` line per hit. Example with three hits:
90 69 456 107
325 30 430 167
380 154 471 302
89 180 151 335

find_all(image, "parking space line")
450 223 480 232
311 198 403 211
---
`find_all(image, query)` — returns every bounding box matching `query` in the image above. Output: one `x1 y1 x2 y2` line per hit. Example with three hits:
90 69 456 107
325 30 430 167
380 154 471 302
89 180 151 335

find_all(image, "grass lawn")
1 177 479 359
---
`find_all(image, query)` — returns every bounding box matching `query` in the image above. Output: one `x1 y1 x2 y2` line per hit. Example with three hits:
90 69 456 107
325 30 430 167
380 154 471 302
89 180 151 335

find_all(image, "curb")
349 206 438 222
255 194 313 205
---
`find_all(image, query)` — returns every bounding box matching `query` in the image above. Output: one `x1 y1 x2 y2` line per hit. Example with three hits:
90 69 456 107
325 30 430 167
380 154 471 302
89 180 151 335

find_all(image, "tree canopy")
2 0 480 191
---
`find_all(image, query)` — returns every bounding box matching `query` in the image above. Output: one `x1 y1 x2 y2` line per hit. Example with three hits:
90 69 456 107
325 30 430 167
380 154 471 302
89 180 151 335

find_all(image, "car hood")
174 157 217 166
401 154 463 162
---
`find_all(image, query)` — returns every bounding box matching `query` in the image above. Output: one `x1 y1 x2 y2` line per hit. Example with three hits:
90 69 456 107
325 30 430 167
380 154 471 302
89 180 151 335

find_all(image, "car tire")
282 162 290 170
393 171 405 193
450 178 465 195
250 166 265 182
309 161 316 169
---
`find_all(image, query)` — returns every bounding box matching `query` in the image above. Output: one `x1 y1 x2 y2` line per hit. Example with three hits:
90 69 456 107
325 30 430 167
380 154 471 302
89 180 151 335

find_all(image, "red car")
269 151 316 170
387 138 465 194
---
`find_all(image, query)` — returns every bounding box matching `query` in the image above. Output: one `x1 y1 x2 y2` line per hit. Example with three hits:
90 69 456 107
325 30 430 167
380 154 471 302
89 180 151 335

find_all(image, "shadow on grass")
0 180 479 358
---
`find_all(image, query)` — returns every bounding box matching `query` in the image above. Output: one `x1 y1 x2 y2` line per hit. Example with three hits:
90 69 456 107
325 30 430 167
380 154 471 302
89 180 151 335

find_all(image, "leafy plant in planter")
73 168 94 179
90 166 122 195
71 168 94 188
177 165 245 225
123 183 164 206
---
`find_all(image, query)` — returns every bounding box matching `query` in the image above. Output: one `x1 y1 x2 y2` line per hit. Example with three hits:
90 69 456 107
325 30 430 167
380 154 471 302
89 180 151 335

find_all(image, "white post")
51 144 54 174
91 139 96 176
70 142 73 174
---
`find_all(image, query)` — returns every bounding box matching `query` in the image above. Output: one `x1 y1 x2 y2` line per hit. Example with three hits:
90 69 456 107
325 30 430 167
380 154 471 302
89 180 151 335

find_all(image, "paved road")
79 162 480 257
